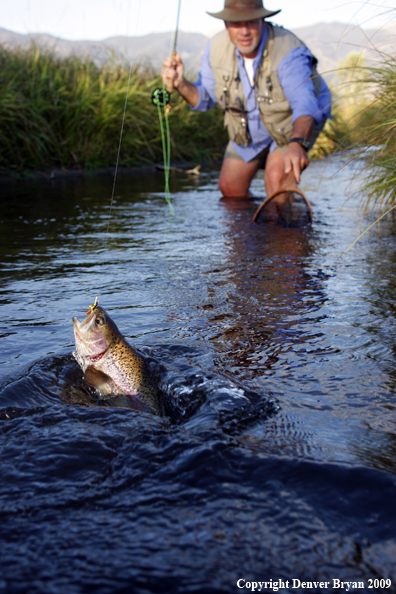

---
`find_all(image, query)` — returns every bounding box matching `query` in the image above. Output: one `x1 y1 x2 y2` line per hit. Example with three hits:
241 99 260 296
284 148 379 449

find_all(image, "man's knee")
264 150 286 184
218 175 235 197
218 174 227 196
265 166 285 188
218 172 250 197
218 158 258 197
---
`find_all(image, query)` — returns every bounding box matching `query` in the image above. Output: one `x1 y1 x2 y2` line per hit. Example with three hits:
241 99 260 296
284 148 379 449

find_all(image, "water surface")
1 159 396 593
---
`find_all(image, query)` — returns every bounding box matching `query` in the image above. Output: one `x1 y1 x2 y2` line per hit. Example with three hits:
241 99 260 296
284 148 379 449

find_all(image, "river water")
1 157 396 594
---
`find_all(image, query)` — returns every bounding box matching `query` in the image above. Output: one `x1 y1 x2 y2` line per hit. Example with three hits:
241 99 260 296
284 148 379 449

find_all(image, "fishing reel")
152 88 170 108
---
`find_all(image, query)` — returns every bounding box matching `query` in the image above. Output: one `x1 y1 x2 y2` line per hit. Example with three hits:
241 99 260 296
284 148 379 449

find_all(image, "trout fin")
84 366 115 396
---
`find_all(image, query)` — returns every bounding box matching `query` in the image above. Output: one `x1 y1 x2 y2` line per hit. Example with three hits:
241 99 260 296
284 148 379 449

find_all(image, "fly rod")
166 0 183 98
152 0 182 111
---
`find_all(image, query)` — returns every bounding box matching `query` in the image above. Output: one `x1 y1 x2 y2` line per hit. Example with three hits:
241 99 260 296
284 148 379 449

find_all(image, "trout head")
72 302 160 414
73 305 120 372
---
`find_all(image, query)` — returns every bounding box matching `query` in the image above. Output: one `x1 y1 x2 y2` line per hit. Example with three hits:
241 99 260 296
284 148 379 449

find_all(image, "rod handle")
165 49 177 95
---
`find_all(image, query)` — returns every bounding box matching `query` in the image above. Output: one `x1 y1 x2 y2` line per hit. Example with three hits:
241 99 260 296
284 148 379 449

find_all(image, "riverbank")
0 161 213 185
0 43 342 177
2 42 394 217
0 44 228 172
0 164 150 184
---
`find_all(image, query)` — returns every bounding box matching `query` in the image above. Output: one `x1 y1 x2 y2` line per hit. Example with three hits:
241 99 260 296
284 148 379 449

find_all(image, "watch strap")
288 137 310 151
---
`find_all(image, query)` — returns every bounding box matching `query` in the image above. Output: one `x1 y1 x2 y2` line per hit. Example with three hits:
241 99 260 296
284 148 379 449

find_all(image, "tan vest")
209 23 323 147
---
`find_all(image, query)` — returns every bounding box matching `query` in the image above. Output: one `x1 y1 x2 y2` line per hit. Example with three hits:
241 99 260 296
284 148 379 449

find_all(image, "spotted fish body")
72 305 160 415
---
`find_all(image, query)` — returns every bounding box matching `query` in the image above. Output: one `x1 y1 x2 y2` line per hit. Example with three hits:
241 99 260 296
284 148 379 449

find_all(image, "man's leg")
260 149 293 218
218 157 261 197
263 149 287 198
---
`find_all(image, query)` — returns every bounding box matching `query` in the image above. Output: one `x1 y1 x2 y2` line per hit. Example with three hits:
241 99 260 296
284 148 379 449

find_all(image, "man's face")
225 18 264 58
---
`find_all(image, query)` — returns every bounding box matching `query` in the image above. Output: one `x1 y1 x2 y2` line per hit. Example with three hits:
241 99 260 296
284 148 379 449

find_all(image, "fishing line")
105 0 143 248
153 93 173 213
151 0 182 216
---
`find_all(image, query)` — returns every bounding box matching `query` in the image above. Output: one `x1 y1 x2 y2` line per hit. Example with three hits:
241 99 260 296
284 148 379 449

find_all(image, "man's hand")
284 142 310 184
160 54 200 107
284 115 315 183
161 54 185 92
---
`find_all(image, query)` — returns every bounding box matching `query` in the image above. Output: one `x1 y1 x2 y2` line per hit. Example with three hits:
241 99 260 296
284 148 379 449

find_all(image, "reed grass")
0 44 228 171
310 52 376 160
352 57 396 215
309 49 396 217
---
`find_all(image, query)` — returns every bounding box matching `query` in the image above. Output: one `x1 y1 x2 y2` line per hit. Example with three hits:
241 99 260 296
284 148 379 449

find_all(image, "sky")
2 0 395 40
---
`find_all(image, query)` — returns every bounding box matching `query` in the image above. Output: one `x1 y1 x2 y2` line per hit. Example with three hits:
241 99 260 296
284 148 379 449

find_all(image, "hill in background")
293 21 396 77
1 21 395 80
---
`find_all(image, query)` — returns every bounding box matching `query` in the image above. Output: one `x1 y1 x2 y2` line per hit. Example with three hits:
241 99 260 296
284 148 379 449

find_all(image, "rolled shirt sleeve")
190 40 218 112
278 46 332 125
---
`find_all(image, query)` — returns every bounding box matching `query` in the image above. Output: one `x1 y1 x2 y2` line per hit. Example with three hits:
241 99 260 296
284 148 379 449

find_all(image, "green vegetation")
310 52 376 159
1 42 395 218
0 44 227 171
353 58 396 215
310 50 396 216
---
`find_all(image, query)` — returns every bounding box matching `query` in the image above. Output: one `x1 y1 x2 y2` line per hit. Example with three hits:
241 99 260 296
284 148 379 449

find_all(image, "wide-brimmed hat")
207 0 281 21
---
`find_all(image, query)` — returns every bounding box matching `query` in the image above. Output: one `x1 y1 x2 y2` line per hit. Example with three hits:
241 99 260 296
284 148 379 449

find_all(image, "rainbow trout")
72 300 161 415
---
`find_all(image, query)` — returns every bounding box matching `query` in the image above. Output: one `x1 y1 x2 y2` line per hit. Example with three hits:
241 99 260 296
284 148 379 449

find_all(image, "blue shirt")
191 26 332 162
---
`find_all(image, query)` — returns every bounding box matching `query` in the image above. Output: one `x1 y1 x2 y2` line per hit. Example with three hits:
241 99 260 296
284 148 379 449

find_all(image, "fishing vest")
209 23 323 147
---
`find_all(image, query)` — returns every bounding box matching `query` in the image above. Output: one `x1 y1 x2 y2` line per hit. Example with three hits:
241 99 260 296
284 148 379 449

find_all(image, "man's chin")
237 42 258 56
239 47 255 57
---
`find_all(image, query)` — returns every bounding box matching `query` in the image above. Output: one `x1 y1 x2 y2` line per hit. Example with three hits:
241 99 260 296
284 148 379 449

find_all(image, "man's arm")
278 47 326 183
284 114 315 184
161 40 218 112
161 54 200 107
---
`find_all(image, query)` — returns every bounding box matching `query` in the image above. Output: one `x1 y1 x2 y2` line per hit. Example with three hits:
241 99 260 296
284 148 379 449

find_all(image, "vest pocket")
257 102 293 147
224 109 252 147
267 120 293 147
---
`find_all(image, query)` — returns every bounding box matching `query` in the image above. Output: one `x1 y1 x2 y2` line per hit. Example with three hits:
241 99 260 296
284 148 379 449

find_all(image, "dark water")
1 159 396 594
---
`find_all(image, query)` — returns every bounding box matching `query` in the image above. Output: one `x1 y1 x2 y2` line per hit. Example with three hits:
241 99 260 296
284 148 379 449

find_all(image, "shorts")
224 142 271 168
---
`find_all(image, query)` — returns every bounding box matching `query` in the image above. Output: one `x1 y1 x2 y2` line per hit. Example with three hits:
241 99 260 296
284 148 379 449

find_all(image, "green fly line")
152 88 174 215
151 0 182 217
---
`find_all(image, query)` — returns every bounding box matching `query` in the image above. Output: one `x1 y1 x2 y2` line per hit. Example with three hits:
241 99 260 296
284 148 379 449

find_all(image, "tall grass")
310 52 376 160
353 57 396 215
0 44 228 171
309 48 396 217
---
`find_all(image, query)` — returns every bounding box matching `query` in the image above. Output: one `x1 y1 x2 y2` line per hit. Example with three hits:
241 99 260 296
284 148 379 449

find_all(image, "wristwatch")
288 137 310 151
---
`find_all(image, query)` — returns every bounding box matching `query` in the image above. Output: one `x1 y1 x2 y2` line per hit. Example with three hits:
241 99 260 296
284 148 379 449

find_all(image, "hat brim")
206 7 281 21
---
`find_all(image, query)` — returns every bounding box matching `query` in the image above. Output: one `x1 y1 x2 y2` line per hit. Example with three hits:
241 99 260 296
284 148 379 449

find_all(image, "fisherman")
161 0 331 210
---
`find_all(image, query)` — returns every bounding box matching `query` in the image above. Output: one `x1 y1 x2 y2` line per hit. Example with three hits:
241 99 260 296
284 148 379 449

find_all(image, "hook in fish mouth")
85 297 99 316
